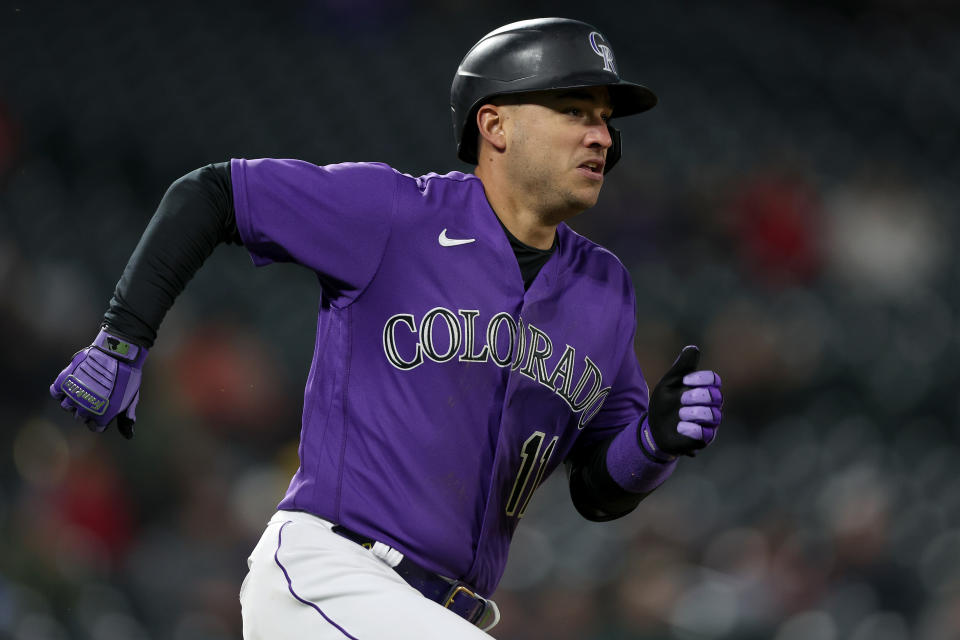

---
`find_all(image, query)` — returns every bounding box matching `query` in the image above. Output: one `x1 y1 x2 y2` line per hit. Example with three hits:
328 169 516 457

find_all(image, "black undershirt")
102 163 645 520
495 218 557 290
102 162 239 346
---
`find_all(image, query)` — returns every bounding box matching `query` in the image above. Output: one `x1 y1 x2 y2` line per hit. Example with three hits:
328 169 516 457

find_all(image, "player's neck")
493 208 557 251
475 166 558 250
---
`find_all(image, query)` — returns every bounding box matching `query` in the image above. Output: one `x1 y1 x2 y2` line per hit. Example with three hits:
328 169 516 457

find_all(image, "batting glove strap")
93 326 148 366
638 415 678 464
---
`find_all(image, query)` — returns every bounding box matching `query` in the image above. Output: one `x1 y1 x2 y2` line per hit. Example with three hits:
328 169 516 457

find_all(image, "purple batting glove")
642 345 723 458
49 327 148 439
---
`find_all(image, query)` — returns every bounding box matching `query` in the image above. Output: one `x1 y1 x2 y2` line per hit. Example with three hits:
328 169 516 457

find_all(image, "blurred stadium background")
2 0 959 638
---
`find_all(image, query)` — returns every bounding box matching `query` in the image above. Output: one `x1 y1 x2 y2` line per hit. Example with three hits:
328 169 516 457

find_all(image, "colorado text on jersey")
382 307 611 428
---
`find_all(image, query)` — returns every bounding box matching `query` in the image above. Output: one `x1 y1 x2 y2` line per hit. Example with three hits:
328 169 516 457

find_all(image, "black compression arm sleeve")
566 437 649 522
102 162 241 347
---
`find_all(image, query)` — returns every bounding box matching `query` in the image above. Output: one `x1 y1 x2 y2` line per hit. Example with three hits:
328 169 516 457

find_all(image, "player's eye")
565 107 582 117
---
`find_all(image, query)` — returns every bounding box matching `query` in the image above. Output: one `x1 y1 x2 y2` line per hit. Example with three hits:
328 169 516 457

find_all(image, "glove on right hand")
49 327 148 439
640 345 722 460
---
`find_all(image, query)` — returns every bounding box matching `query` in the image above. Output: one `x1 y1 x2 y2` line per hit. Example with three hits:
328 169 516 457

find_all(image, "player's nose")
585 121 613 151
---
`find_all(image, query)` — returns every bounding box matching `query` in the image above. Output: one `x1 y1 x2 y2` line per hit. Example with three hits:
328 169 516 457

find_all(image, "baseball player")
50 18 723 639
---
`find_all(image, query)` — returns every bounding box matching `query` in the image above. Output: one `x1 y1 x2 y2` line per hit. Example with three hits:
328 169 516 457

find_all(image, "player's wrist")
93 326 149 367
638 414 677 464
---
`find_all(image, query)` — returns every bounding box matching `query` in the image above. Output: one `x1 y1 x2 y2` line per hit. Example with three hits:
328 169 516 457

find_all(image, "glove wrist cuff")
638 415 677 464
93 327 148 367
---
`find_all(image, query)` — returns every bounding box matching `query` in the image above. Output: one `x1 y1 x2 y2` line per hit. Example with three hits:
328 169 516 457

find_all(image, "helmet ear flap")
603 124 621 174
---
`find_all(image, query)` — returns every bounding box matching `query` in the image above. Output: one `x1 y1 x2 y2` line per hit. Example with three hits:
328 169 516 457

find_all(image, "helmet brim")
607 81 658 118
464 77 657 119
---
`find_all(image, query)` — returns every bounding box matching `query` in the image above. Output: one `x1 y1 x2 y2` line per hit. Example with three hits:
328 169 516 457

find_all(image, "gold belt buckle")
443 584 477 609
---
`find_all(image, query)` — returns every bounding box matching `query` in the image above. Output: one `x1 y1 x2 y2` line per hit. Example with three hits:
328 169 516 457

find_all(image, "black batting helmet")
451 17 658 174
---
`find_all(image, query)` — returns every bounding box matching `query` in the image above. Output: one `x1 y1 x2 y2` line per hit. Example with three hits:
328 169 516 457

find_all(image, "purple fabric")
681 386 722 405
683 370 721 386
231 159 396 305
676 368 721 446
678 422 711 442
231 159 649 596
605 419 677 492
638 415 677 463
50 328 147 431
678 406 721 424
274 521 359 640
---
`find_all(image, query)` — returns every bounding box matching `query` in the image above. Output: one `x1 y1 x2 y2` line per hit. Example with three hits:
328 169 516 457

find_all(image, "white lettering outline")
382 314 423 370
380 309 612 426
486 312 517 367
420 307 462 363
457 309 490 363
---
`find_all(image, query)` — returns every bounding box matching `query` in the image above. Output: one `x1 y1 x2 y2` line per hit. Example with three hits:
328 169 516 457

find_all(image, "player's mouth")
576 159 605 181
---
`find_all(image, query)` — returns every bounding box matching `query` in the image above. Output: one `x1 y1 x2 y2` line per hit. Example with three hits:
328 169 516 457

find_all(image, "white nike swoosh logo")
438 229 476 247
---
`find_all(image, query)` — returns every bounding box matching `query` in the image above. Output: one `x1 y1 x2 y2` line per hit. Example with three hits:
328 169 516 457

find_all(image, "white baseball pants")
240 510 494 639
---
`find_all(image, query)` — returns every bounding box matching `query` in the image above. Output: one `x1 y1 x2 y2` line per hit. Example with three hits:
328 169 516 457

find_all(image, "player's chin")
573 181 603 208
558 175 603 213
560 191 601 218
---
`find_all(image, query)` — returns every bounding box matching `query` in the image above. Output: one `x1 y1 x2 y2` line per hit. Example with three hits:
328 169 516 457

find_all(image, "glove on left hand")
49 327 148 439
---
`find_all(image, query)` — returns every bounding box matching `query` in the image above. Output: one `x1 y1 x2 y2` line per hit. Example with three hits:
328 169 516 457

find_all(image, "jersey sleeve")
230 158 398 305
571 285 649 451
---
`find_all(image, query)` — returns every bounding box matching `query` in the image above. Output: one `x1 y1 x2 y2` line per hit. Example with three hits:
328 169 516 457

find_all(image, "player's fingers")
126 390 140 422
115 391 139 439
700 425 718 445
116 417 135 440
66 403 106 432
678 406 721 425
665 345 701 379
61 398 100 428
87 420 108 433
677 421 718 445
682 370 721 386
680 387 722 406
676 422 708 446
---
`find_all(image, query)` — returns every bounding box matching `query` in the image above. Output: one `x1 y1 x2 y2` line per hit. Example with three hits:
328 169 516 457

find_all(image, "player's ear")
476 104 507 155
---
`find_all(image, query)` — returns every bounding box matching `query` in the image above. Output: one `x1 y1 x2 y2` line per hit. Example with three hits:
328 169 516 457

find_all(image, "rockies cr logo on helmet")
588 32 616 73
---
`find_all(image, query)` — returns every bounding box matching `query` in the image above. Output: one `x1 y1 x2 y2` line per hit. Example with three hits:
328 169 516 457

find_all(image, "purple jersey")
231 158 649 596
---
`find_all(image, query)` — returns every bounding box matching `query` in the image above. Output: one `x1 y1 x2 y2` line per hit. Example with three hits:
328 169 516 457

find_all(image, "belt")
331 524 499 631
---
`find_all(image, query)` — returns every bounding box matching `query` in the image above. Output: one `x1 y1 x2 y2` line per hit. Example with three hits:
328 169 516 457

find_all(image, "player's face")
502 87 614 221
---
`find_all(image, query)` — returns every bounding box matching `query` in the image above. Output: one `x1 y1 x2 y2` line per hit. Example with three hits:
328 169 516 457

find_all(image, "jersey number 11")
505 431 558 518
